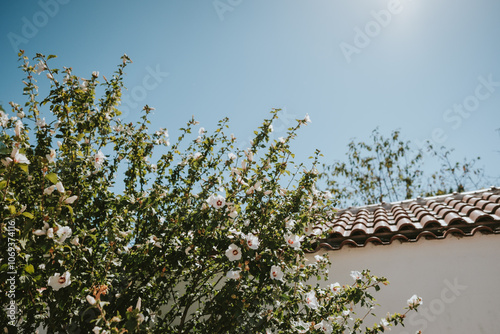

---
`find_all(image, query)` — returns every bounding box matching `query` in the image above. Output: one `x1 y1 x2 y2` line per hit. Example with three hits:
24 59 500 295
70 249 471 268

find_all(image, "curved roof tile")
318 187 500 251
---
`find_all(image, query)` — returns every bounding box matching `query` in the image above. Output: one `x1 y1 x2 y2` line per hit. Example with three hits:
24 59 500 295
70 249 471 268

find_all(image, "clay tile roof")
318 186 500 251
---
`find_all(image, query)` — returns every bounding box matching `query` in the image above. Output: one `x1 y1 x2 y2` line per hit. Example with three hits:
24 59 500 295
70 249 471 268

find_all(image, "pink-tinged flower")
270 265 284 281
226 269 241 280
93 150 106 168
207 194 226 209
56 226 72 243
350 271 362 281
329 282 341 294
56 181 65 193
225 243 242 261
86 295 97 305
305 291 319 309
15 120 23 137
44 185 56 195
245 233 260 250
92 71 99 78
64 195 78 204
47 271 71 291
284 233 303 249
407 295 423 309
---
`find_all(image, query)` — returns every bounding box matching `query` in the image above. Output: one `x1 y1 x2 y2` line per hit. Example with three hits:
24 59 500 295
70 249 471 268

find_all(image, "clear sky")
1 0 499 191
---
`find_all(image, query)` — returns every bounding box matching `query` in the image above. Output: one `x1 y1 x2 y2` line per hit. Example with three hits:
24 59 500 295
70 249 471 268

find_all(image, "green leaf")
47 55 57 60
46 173 58 184
22 212 34 219
0 141 9 155
0 180 7 190
25 264 35 274
18 163 29 173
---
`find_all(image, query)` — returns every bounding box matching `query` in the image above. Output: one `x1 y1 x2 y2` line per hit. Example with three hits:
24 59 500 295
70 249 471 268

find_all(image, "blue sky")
1 0 499 192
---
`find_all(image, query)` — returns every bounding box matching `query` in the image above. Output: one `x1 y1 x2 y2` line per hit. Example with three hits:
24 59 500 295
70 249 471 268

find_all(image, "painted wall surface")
308 233 500 333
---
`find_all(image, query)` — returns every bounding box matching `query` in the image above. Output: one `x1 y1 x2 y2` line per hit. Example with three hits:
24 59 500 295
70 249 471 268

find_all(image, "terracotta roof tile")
317 187 500 251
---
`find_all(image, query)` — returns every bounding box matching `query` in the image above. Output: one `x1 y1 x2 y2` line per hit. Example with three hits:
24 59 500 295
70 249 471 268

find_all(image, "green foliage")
322 128 491 207
0 52 420 333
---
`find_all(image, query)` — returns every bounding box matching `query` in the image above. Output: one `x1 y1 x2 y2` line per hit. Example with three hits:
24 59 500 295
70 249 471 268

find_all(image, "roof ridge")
338 186 500 214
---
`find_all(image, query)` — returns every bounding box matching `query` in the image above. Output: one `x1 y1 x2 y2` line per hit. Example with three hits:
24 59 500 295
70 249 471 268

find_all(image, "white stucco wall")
309 233 500 333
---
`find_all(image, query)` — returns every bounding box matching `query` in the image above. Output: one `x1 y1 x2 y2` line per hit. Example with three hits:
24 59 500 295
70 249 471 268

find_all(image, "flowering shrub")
0 52 421 333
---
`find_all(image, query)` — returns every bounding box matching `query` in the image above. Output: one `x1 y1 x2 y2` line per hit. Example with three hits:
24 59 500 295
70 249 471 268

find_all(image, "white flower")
44 185 56 195
6 148 30 165
284 233 303 249
86 295 97 305
93 150 106 168
305 291 319 309
36 117 47 128
136 297 142 310
46 149 56 164
315 320 333 334
198 127 205 135
64 195 78 204
226 269 241 280
14 120 23 137
80 79 88 91
292 319 311 333
329 282 341 294
56 181 65 193
304 113 311 124
56 226 72 243
193 152 202 160
46 228 54 239
270 265 283 281
350 270 362 281
245 233 260 250
92 326 102 334
314 255 325 262
35 60 46 74
380 318 391 331
33 229 46 236
207 194 226 209
0 111 8 126
47 271 71 291
71 237 80 246
407 295 423 309
268 124 273 132
228 152 237 160
228 210 238 219
92 71 99 78
244 149 254 162
225 243 242 261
